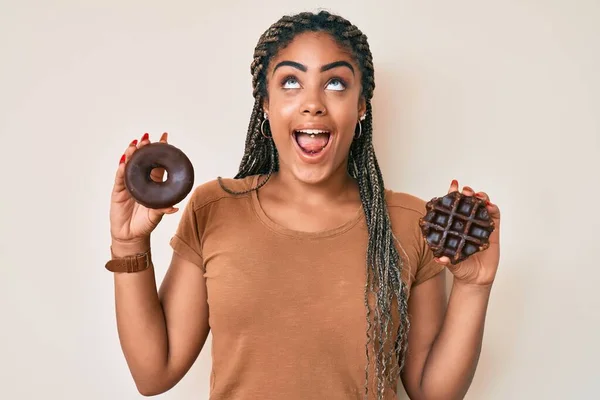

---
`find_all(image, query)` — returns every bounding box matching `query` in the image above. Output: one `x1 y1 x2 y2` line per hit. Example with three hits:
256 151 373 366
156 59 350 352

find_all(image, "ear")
358 96 367 119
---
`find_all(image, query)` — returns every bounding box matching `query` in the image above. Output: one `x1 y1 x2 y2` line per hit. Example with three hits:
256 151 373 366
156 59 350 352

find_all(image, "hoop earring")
261 118 272 139
354 120 362 140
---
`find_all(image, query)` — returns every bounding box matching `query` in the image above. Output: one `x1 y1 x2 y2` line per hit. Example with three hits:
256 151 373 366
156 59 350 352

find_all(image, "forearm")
419 281 493 399
111 239 172 394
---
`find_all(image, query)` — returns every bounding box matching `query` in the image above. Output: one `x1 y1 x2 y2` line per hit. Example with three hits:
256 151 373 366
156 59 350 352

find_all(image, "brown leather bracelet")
105 248 152 273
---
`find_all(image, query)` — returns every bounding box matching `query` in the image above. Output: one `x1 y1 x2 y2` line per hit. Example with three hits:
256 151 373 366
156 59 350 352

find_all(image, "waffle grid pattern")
419 191 495 264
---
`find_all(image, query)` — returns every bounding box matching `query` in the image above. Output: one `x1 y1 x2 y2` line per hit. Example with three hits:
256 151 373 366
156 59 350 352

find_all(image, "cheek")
266 93 298 134
269 108 294 138
275 101 297 119
329 99 360 138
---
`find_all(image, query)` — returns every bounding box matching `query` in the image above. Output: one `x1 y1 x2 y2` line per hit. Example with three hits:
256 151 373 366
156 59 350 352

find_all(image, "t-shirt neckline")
250 174 365 239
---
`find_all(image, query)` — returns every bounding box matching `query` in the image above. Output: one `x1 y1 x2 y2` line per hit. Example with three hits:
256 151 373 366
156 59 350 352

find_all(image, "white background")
1 0 599 399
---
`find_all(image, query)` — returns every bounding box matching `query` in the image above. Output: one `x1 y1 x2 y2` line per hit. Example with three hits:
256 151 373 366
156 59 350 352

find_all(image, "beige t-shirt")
169 174 444 400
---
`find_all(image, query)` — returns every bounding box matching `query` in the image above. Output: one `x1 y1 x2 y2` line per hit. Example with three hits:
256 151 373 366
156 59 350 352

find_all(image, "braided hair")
218 11 410 399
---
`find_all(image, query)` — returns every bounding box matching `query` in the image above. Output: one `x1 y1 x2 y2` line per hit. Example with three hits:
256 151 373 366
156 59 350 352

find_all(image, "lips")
293 128 332 155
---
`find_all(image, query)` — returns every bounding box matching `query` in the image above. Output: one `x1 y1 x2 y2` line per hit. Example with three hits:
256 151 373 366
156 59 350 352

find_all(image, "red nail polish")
130 139 138 146
451 179 458 186
464 186 473 192
119 154 126 164
475 193 485 198
141 133 149 141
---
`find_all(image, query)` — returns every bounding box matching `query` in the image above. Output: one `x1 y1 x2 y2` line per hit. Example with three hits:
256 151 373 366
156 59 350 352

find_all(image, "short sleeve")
412 217 445 287
169 197 204 271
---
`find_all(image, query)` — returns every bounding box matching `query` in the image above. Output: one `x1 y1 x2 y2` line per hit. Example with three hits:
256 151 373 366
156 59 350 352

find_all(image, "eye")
326 78 346 91
282 76 300 89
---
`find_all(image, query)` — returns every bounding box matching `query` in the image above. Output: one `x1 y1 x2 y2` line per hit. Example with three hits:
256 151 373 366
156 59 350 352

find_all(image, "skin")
401 180 501 400
108 31 501 399
259 32 366 231
110 132 210 396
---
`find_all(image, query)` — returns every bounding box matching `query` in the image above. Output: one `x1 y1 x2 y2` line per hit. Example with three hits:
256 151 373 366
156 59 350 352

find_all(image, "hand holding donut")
110 132 179 246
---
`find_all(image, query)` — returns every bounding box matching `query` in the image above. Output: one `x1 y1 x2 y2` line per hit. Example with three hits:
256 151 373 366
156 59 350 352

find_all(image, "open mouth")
293 129 332 155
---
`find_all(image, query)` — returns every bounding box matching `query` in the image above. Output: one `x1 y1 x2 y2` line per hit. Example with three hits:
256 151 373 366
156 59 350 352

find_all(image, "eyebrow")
272 60 355 75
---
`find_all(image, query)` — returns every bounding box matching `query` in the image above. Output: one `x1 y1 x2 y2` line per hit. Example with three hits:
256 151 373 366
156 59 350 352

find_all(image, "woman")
107 11 501 400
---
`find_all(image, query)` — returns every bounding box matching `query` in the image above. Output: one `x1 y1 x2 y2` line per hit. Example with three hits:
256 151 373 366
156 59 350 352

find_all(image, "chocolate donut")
124 142 194 209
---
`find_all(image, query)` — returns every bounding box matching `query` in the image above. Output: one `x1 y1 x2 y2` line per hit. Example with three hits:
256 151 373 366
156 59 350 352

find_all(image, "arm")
112 239 210 396
401 271 492 400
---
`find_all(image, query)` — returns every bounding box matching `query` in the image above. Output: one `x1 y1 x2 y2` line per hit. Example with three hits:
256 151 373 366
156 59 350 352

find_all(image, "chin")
288 164 335 185
273 124 352 185
286 129 344 185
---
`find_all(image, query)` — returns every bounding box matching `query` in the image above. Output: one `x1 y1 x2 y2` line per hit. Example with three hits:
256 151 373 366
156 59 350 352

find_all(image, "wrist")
452 279 494 294
110 237 151 258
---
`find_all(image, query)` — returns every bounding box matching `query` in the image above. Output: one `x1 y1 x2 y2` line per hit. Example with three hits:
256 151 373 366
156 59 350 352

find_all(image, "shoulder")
384 189 429 219
384 189 444 288
383 189 429 253
186 175 258 211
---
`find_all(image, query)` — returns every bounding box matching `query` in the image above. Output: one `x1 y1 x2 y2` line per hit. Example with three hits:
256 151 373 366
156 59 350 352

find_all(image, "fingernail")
475 192 485 198
464 186 473 192
130 139 138 146
451 179 458 186
486 200 493 206
119 154 126 164
141 133 149 141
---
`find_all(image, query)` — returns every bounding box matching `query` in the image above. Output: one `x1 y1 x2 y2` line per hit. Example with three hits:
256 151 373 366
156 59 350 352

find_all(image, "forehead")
269 31 356 71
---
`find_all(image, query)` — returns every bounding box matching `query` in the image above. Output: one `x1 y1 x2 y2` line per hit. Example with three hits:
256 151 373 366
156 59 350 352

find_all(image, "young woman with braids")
108 11 501 400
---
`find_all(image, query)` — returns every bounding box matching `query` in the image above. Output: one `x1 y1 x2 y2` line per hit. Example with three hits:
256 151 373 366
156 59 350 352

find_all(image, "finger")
113 139 140 192
138 132 151 148
462 185 475 197
150 166 165 183
113 155 127 192
159 132 168 143
448 179 459 194
472 190 499 221
473 190 499 223
434 256 451 266
476 192 500 241
124 138 139 158
151 206 179 215
474 191 489 202
486 201 501 224
486 201 501 244
148 207 179 223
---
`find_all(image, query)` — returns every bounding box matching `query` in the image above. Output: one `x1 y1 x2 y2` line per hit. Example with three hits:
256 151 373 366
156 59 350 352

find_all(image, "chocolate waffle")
419 191 495 264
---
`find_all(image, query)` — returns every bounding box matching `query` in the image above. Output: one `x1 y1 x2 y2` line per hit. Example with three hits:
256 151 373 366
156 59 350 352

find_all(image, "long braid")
218 11 411 399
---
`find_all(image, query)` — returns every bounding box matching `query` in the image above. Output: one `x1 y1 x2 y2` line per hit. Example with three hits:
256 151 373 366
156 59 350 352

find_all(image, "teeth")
296 129 330 136
293 129 331 153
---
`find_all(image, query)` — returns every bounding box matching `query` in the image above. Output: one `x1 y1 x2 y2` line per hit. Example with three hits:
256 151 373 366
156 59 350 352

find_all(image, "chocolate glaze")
124 142 194 209
419 191 495 264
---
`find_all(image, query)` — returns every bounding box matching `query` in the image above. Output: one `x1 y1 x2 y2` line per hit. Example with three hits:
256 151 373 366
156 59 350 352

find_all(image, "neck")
267 162 360 206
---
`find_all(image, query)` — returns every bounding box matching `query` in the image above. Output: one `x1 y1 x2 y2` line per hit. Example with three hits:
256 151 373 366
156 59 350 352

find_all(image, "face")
263 31 366 185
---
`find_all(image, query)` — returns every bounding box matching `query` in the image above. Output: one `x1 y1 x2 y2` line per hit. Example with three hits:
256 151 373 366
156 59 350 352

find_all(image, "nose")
301 90 327 116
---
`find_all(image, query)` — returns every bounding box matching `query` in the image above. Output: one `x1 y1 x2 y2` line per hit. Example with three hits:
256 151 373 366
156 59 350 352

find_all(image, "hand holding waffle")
419 180 501 287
